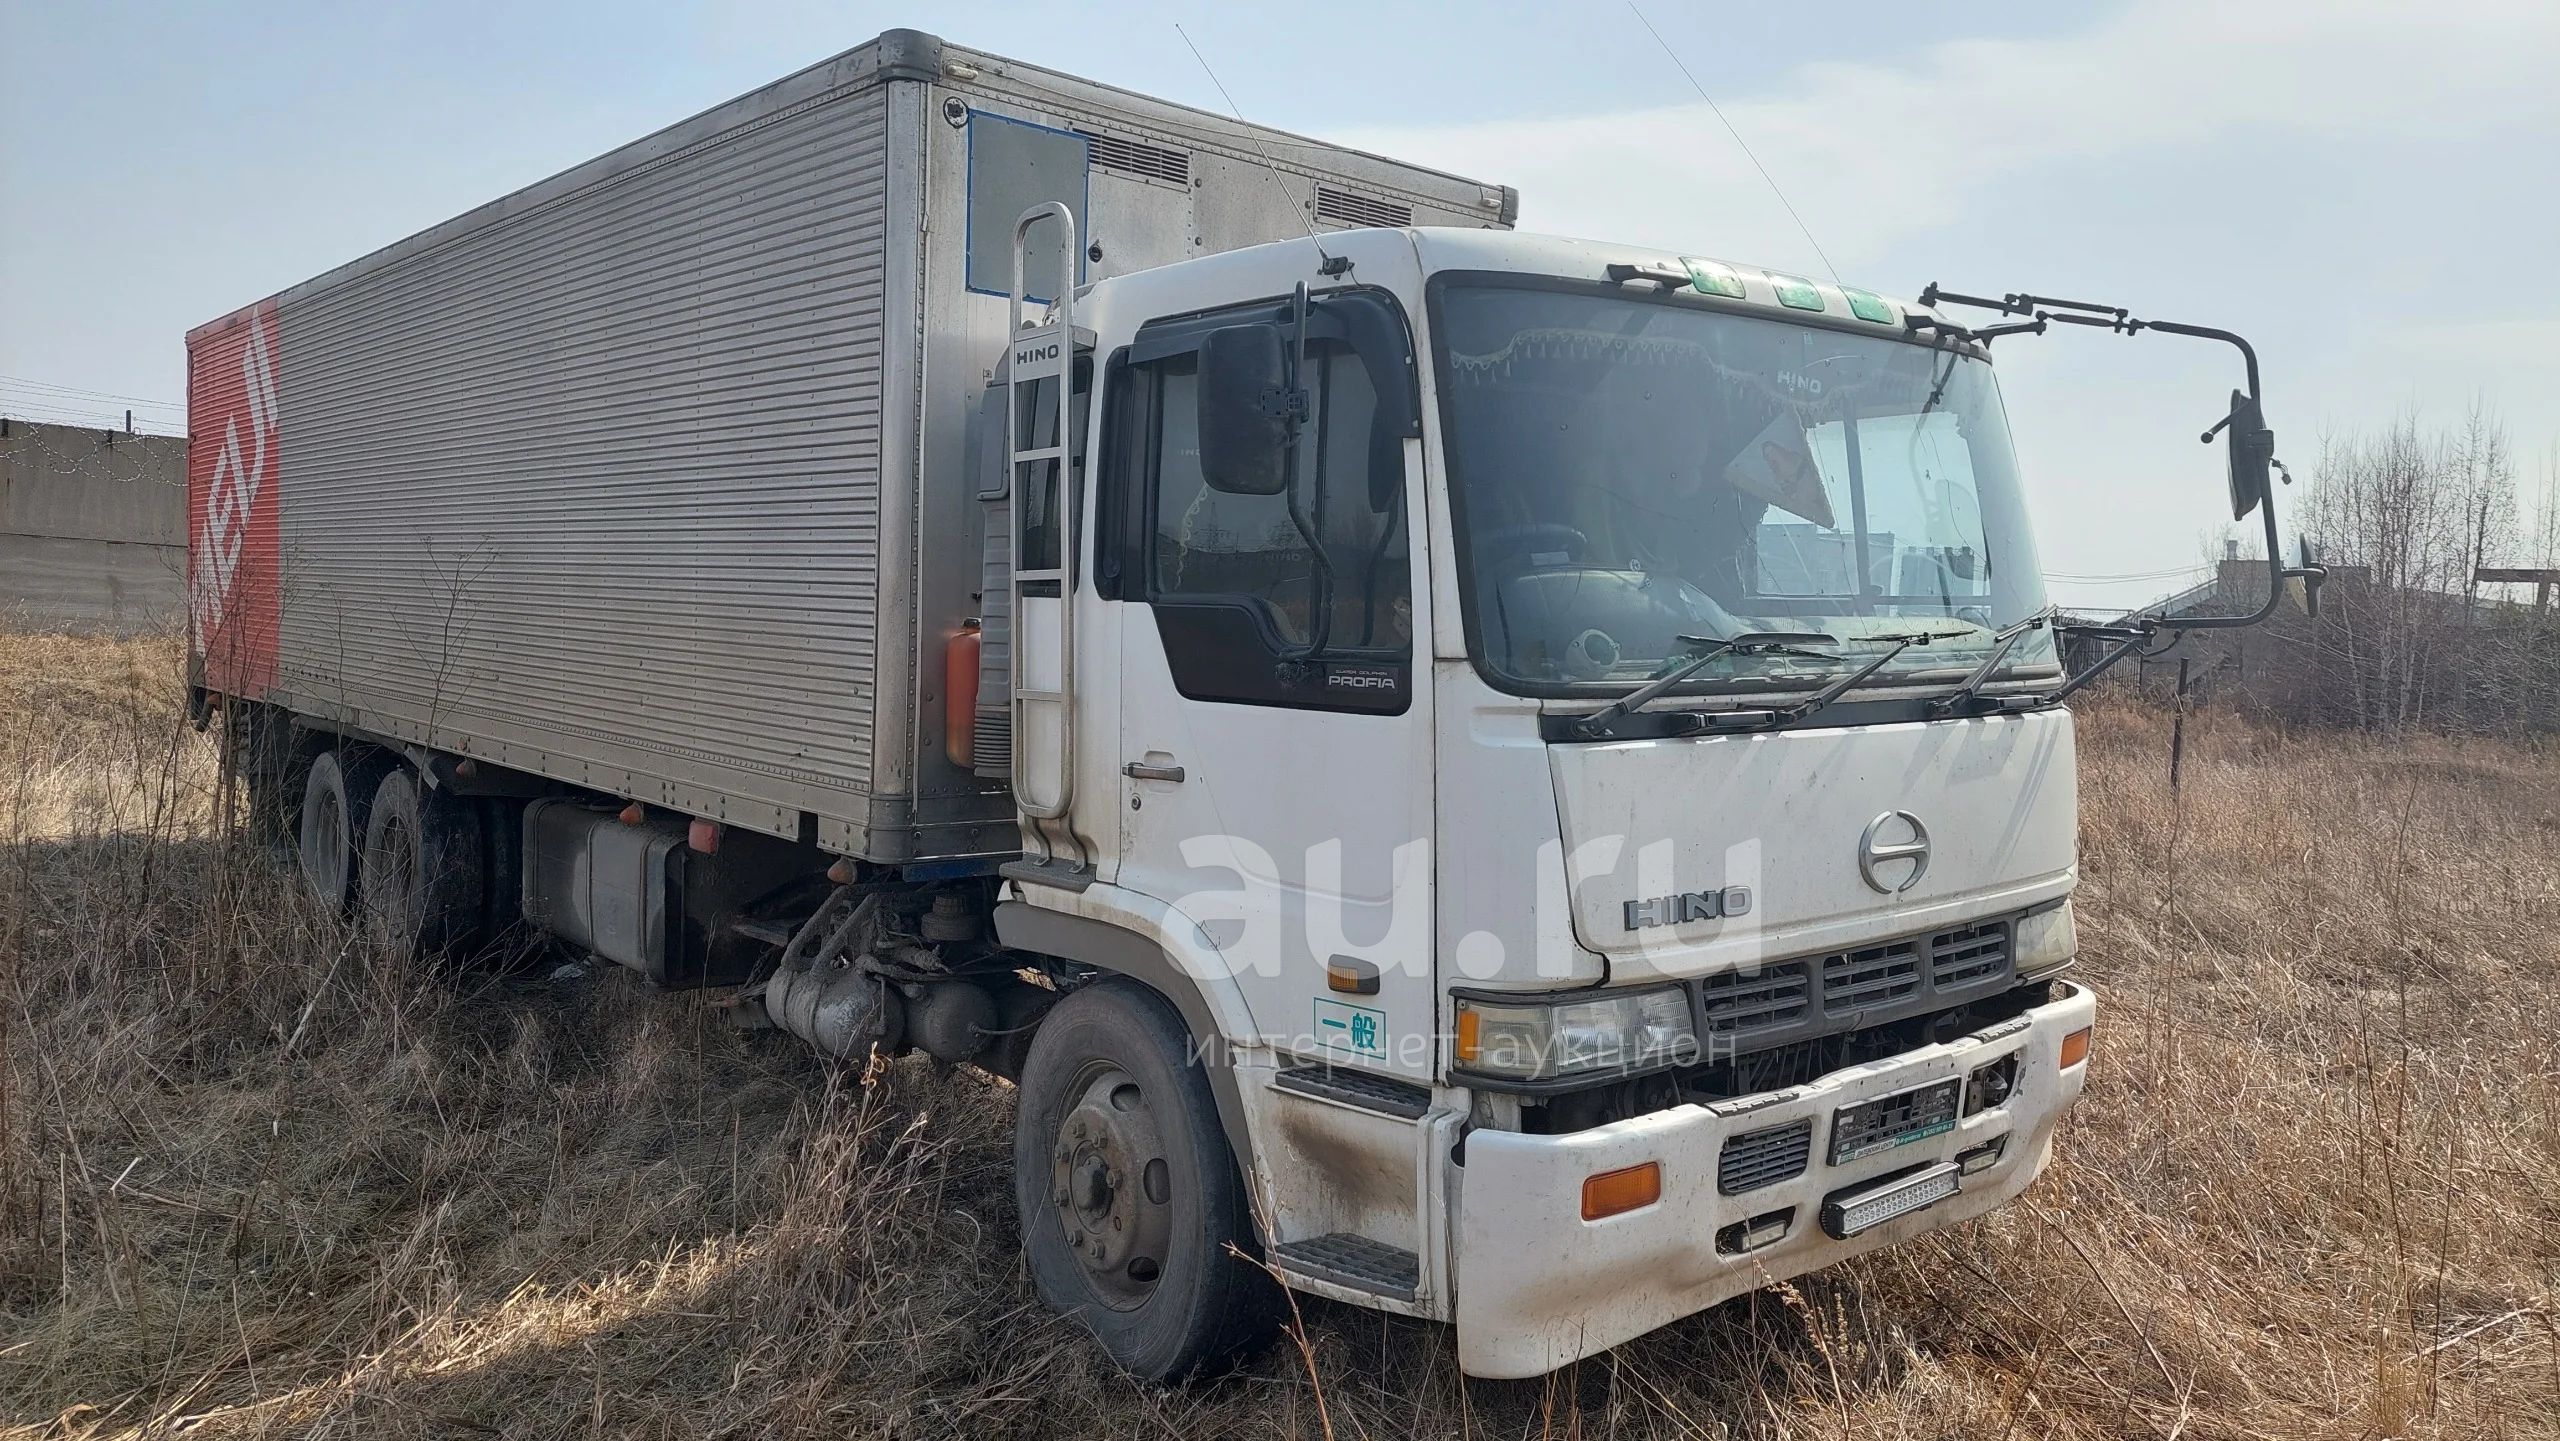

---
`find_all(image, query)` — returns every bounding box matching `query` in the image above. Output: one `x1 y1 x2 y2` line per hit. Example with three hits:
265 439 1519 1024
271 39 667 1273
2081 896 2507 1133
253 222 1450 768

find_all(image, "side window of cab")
1099 291 1420 713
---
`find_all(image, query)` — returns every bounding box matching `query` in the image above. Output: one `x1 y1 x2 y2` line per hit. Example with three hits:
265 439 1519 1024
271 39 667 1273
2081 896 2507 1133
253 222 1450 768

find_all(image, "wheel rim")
1048 1060 1175 1310
371 813 421 948
305 783 348 905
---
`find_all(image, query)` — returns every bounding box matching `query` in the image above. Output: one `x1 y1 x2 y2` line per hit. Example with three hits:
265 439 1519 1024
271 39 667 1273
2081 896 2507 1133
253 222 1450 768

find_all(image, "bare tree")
2290 403 2537 733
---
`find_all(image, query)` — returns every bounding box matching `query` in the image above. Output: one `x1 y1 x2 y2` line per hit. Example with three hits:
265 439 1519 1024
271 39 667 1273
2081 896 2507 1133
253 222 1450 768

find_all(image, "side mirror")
1197 323 1298 496
2222 389 2273 519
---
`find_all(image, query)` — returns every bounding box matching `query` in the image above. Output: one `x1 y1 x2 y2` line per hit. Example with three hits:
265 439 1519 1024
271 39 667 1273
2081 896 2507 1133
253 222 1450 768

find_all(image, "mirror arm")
2149 452 2327 631
2155 499 2287 632
1920 287 2263 398
2045 628 2157 706
1277 281 1336 662
2142 318 2260 402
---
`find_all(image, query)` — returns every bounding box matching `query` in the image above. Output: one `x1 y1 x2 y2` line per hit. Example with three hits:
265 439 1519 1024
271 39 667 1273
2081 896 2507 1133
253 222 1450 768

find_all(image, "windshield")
1431 278 2057 697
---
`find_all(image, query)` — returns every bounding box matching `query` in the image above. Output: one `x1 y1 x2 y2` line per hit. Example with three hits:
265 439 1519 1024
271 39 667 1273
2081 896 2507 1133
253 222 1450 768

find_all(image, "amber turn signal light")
2059 1026 2092 1070
1581 1161 1663 1221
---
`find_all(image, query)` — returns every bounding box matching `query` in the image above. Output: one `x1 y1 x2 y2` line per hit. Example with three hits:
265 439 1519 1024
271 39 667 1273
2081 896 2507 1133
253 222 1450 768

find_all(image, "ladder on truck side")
1005 202 1089 875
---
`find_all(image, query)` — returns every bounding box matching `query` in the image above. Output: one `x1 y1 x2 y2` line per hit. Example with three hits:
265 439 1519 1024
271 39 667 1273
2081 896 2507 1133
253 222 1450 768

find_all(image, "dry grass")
2 627 2555 1439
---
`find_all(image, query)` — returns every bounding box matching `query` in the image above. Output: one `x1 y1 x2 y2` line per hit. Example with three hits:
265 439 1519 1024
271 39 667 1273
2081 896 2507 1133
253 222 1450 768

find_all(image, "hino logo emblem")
1858 810 1932 894
1623 886 1752 932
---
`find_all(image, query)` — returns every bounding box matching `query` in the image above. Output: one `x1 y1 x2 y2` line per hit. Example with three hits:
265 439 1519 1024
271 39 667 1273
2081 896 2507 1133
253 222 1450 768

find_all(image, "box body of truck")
184 28 1511 864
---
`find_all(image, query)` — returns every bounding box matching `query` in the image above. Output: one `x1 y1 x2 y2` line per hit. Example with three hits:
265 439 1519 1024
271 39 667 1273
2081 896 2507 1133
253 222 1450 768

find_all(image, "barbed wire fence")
0 374 191 498
1 378 191 633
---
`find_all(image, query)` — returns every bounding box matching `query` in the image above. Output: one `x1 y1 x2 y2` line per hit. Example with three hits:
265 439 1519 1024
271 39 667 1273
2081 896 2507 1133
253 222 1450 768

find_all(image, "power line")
0 373 183 410
1625 1 1841 286
0 404 187 437
2045 564 2211 583
0 392 179 422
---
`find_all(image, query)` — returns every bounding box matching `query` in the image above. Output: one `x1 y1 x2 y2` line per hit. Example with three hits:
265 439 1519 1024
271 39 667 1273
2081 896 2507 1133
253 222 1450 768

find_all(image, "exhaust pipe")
760 889 904 1060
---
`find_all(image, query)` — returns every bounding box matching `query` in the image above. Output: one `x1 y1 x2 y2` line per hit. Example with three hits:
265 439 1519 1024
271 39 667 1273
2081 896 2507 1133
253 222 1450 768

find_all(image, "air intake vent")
972 707 1013 780
1930 919 2011 990
1314 184 1412 229
1700 960 1811 1040
1719 1119 1813 1195
1079 130 1190 186
1822 941 1923 1015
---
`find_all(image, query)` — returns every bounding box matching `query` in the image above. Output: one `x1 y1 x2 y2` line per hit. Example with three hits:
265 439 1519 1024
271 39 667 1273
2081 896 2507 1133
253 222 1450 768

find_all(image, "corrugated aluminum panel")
193 29 1516 862
272 84 893 840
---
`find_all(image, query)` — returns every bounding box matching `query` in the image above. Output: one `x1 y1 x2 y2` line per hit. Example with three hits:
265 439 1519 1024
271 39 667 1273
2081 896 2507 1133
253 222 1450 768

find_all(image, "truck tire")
1013 979 1279 1379
357 767 488 961
298 747 393 914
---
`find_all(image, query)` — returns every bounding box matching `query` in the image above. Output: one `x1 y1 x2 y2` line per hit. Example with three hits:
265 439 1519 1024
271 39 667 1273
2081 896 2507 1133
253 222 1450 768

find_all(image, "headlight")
2014 902 2077 978
1454 987 1699 1083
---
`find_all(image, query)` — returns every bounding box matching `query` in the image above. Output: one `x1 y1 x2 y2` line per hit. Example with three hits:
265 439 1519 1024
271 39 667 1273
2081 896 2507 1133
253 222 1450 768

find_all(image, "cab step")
1274 1232 1419 1302
1272 1064 1430 1121
999 857 1095 892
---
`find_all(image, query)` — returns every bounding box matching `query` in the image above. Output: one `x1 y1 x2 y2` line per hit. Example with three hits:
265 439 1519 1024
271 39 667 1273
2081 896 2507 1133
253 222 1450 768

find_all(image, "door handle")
1123 760 1186 783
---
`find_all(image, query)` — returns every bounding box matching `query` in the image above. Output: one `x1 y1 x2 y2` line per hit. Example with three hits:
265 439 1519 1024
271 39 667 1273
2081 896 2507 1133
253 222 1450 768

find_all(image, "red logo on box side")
188 301 282 698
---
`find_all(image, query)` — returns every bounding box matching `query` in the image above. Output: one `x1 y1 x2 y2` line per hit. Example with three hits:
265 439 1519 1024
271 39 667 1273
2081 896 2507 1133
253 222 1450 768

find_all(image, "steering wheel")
1474 522 1590 566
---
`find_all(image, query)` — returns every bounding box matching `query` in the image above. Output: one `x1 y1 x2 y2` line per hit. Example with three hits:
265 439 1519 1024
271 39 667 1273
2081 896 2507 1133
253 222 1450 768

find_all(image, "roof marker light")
1842 287 1896 324
1681 257 1747 299
1769 274 1826 311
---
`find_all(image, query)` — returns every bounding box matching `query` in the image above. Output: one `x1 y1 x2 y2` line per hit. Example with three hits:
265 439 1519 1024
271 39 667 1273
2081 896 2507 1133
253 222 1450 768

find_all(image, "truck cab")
990 225 2101 1378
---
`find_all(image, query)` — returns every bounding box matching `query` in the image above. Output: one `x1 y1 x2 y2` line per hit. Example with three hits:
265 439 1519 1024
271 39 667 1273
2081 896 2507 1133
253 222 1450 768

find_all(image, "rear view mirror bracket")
1919 285 2328 676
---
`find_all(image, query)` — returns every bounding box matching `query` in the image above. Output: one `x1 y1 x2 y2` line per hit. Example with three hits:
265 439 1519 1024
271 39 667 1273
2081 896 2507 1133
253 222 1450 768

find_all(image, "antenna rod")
1173 22 1338 269
1625 2 1841 286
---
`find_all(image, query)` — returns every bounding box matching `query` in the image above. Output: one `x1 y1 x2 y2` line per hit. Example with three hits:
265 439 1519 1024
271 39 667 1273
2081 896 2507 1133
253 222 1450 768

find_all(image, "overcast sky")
4 0 2555 611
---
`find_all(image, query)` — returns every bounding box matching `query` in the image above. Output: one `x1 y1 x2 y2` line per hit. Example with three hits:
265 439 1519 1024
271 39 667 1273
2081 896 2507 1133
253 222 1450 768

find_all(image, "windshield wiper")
1724 626 1979 732
1573 631 1838 739
1925 607 2056 717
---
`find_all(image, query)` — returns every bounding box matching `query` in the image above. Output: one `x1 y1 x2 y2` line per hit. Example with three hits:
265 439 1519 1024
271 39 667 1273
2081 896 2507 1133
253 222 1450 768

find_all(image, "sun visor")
1721 412 1835 529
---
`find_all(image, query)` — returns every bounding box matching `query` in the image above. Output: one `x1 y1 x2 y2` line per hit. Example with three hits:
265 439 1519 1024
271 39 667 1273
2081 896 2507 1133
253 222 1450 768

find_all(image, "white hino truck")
186 29 2315 1379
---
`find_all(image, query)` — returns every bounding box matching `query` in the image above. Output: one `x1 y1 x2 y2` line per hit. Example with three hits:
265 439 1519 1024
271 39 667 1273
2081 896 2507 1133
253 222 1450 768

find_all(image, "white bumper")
1454 981 2094 1379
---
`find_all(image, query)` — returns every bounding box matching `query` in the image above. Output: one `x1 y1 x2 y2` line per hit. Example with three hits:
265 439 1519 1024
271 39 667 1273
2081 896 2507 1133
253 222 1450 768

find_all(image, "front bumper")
1453 980 2094 1379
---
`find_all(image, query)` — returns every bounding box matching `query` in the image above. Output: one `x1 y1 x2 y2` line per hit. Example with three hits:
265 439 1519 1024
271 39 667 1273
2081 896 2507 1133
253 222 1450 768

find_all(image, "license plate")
1829 1078 1960 1165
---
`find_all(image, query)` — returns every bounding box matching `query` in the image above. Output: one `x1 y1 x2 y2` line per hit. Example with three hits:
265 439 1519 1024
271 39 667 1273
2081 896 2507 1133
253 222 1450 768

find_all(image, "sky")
4 0 2556 612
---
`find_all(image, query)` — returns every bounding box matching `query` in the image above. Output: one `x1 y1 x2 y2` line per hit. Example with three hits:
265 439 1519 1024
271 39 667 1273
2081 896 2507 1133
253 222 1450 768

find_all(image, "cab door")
1096 289 1437 1083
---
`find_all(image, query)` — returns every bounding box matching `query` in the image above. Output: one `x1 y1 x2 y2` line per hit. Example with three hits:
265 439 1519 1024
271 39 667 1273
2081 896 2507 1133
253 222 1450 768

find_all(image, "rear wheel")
1013 979 1278 1379
298 747 392 913
357 767 488 961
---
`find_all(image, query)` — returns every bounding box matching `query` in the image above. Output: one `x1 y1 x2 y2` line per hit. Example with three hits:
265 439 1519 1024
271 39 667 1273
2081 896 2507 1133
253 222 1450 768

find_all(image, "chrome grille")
1700 960 1811 1039
1671 913 2030 1070
1719 1119 1813 1194
1930 919 2011 989
1821 940 1923 1014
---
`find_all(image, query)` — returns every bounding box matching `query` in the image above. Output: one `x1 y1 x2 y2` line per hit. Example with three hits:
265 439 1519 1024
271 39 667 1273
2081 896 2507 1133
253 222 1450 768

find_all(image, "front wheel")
1013 979 1278 1379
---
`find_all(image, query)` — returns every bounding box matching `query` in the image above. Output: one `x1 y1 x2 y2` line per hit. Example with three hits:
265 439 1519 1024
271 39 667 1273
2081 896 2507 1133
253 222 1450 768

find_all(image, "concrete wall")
0 418 188 634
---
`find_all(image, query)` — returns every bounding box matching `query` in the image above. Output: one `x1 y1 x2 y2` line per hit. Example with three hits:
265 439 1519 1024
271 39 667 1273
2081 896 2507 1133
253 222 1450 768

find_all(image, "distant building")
0 417 188 634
